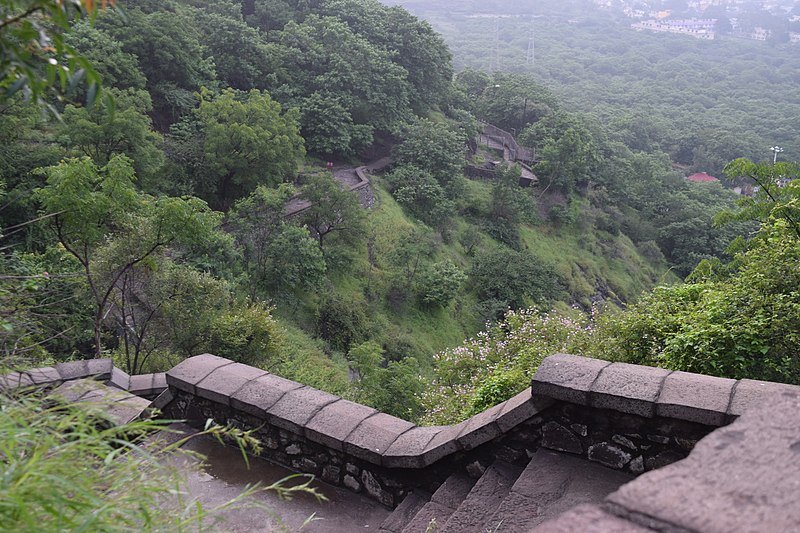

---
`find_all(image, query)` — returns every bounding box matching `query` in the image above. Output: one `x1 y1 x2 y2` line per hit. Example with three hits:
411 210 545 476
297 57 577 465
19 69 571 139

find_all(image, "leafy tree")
417 260 466 307
58 88 164 186
348 340 424 420
0 0 113 107
186 6 277 91
319 0 453 113
193 88 304 209
298 91 373 157
316 292 368 352
269 14 411 150
35 155 223 358
230 183 294 296
97 6 217 125
469 248 561 318
386 165 454 227
65 21 146 91
299 171 365 250
392 118 466 196
259 224 326 296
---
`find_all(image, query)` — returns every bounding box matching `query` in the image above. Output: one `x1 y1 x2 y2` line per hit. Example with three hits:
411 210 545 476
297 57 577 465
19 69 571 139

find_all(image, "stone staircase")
380 449 632 533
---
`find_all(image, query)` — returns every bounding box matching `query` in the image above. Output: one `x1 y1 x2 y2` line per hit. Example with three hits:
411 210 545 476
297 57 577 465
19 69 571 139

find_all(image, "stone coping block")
420 422 465 466
344 412 415 465
231 373 303 419
727 378 800 418
532 353 612 405
384 426 442 469
496 387 552 433
267 386 339 434
455 400 504 450
109 367 130 391
531 355 800 428
196 363 267 406
166 354 232 394
590 363 671 418
55 360 90 380
656 371 735 426
305 399 377 452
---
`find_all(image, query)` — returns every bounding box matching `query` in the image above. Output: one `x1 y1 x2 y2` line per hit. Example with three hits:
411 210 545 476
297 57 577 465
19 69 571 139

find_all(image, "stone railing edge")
165 353 550 469
531 353 800 426
4 353 799 470
0 358 167 398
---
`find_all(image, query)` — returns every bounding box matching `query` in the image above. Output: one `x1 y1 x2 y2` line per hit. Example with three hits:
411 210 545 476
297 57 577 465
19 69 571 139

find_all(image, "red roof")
687 172 719 183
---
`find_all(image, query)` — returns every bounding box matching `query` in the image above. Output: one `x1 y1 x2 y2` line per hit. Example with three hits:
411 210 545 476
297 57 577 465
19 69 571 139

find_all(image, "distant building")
632 19 717 40
750 27 771 41
687 172 720 183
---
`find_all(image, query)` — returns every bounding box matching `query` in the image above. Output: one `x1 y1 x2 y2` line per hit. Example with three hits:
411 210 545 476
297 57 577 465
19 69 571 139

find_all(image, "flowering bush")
419 307 599 425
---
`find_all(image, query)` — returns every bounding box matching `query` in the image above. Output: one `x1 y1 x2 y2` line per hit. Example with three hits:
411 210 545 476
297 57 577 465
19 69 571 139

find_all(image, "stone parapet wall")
3 353 798 510
0 358 167 399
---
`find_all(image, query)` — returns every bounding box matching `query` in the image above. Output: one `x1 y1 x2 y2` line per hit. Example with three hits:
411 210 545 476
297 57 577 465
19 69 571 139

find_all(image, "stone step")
439 461 524 533
399 473 475 533
487 449 634 532
379 491 429 533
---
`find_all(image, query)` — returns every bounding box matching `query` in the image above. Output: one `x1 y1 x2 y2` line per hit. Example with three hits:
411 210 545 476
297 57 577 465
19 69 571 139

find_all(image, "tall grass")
0 390 323 532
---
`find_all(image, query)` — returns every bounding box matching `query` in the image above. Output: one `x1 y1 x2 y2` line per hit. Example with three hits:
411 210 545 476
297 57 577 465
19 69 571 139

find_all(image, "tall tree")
35 155 223 358
192 88 305 209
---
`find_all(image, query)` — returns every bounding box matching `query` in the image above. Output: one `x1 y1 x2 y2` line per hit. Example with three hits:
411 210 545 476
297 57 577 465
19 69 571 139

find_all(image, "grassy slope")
271 174 674 392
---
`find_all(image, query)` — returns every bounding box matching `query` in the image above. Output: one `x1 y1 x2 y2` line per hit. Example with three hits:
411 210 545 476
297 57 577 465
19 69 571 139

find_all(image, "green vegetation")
0 389 322 531
2 0 797 436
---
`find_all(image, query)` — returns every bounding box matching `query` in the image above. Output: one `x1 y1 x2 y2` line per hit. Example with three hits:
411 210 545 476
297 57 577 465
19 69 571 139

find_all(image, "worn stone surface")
456 401 504 450
728 378 800 418
305 399 376 452
85 358 113 380
496 388 552 432
129 373 155 395
230 373 303 419
109 367 130 390
430 473 476 510
399 501 454 533
656 371 735 426
384 426 441 468
590 363 670 418
343 474 361 492
379 491 429 533
50 378 98 402
588 443 632 469
541 422 582 454
531 354 611 405
420 423 464 466
166 354 232 394
55 360 90 381
267 386 339 433
0 372 32 390
195 363 267 406
609 396 800 533
150 388 173 410
322 464 340 483
344 413 414 465
530 504 653 533
439 461 522 533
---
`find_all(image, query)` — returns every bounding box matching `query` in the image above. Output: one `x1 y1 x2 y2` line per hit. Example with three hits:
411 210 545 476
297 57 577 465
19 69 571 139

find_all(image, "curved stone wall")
3 353 798 510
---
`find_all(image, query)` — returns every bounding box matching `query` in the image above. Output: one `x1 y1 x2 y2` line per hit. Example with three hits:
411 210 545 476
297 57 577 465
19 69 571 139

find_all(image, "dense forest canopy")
390 0 800 178
0 0 797 425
